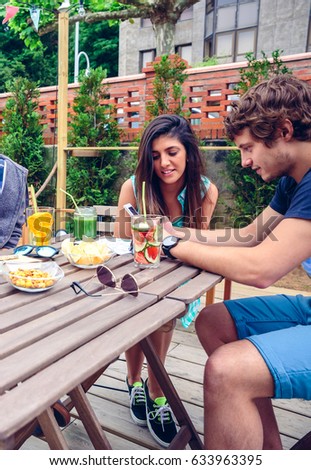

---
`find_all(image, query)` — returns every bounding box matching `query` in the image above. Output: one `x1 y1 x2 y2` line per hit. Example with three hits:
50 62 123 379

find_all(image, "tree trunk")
153 21 176 56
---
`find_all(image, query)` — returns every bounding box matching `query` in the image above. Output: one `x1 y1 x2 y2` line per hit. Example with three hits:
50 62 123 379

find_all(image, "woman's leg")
125 344 145 384
125 319 175 391
146 320 175 399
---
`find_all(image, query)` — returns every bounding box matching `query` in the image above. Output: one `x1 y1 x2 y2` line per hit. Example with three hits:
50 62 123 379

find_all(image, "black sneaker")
126 377 147 426
144 379 177 447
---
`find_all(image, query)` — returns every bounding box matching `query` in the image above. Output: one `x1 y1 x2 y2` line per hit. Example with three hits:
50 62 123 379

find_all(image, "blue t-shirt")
270 169 311 278
270 168 311 220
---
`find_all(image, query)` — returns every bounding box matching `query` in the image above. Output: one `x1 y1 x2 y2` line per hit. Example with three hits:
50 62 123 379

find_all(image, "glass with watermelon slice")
131 215 163 268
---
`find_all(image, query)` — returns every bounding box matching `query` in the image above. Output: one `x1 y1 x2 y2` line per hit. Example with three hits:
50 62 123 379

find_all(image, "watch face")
163 236 178 247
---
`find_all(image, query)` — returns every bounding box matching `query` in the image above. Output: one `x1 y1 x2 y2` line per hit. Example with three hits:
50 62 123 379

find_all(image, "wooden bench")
94 205 118 236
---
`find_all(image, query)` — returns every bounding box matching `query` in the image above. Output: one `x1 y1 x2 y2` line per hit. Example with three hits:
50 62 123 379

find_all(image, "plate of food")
61 238 114 269
2 261 64 292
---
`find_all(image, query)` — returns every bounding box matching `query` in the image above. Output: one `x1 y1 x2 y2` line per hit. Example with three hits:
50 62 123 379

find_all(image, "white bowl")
61 238 114 269
2 261 64 292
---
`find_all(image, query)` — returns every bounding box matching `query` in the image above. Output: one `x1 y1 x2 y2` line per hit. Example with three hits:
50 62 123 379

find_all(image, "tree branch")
38 8 151 36
117 0 151 6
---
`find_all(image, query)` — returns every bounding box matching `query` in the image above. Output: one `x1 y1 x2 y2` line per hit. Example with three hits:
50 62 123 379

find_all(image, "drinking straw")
30 185 38 213
142 181 147 220
60 188 81 214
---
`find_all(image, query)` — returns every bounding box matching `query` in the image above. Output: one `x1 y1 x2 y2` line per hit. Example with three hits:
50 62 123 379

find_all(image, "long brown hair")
135 114 209 228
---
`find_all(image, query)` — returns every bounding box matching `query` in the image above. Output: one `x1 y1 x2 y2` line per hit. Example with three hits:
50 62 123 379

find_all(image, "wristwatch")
162 235 182 259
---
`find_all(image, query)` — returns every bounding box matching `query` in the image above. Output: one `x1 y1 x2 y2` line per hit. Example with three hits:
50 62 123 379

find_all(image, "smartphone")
123 203 139 217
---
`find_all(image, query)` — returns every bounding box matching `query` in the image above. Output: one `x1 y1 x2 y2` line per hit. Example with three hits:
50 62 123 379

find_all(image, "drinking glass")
26 206 54 246
74 207 97 240
131 214 163 268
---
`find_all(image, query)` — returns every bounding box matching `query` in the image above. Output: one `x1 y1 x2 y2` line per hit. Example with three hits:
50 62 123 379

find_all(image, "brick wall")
0 52 310 144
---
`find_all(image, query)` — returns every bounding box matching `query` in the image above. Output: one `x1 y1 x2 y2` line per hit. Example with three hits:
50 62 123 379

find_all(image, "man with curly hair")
161 74 311 449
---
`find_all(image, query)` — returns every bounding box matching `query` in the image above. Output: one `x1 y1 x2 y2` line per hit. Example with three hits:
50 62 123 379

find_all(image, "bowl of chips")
2 261 64 292
61 238 114 269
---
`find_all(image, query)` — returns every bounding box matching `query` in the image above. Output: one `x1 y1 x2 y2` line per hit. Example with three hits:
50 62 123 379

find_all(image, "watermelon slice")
134 251 149 264
132 230 147 251
145 245 160 263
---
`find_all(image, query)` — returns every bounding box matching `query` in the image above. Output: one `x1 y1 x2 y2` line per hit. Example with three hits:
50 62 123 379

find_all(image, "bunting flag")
2 5 19 24
30 6 41 32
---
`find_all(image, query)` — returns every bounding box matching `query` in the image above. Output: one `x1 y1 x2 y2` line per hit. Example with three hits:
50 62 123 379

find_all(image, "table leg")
139 336 204 450
37 407 69 450
69 384 112 450
63 364 113 412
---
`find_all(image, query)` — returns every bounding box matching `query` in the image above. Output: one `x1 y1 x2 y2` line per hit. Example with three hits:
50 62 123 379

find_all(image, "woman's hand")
162 217 184 240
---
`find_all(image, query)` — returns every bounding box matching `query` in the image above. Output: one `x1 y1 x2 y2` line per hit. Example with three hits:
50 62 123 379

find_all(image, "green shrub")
67 67 123 206
0 77 48 194
147 54 188 118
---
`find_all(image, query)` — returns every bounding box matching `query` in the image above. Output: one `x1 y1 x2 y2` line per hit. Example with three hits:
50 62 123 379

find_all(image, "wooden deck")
21 280 311 451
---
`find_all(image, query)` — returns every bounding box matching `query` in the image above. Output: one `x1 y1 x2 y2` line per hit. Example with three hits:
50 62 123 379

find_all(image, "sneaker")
144 379 177 447
126 377 147 426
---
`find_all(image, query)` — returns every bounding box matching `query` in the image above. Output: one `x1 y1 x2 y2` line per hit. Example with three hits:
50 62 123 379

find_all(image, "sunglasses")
70 265 139 298
13 244 59 258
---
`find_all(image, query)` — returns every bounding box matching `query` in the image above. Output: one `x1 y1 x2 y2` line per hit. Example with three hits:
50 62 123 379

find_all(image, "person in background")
114 114 218 447
160 75 311 449
0 155 28 250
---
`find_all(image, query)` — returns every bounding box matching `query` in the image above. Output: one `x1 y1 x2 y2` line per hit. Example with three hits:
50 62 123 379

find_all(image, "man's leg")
195 302 238 355
195 302 282 449
203 339 282 449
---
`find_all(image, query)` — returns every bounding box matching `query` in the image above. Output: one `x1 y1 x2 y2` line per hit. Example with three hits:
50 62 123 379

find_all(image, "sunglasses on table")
70 265 139 298
13 245 59 259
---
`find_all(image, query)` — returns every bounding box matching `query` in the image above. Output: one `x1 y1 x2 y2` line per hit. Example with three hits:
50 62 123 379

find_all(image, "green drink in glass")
74 207 97 240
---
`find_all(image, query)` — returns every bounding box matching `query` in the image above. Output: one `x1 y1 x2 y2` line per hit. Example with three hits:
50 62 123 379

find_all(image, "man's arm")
166 216 311 288
171 206 283 247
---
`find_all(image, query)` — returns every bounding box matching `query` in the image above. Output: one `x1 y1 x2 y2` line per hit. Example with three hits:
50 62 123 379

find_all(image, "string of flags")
1 2 85 32
2 4 41 32
2 5 19 24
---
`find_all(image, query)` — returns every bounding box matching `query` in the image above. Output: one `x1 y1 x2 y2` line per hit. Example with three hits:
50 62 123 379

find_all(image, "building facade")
118 0 311 76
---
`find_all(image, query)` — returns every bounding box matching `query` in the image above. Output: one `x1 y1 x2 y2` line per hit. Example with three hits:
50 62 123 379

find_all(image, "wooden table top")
0 248 222 445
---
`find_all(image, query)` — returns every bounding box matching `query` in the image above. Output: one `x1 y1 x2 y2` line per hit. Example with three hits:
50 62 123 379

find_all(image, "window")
176 44 192 64
140 50 156 71
217 6 236 31
216 32 233 60
238 2 258 28
205 0 259 62
236 28 256 60
218 0 237 5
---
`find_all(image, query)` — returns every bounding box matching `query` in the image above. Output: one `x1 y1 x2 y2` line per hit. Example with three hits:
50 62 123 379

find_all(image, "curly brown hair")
225 74 311 148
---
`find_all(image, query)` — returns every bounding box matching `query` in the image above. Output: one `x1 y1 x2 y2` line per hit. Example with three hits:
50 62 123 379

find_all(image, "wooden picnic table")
0 245 222 450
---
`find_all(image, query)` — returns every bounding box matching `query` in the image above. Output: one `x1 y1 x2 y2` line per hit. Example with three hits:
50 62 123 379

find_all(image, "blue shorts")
224 294 311 400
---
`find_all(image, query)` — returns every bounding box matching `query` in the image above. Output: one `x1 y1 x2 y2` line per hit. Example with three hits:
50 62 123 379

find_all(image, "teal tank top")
130 175 211 227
